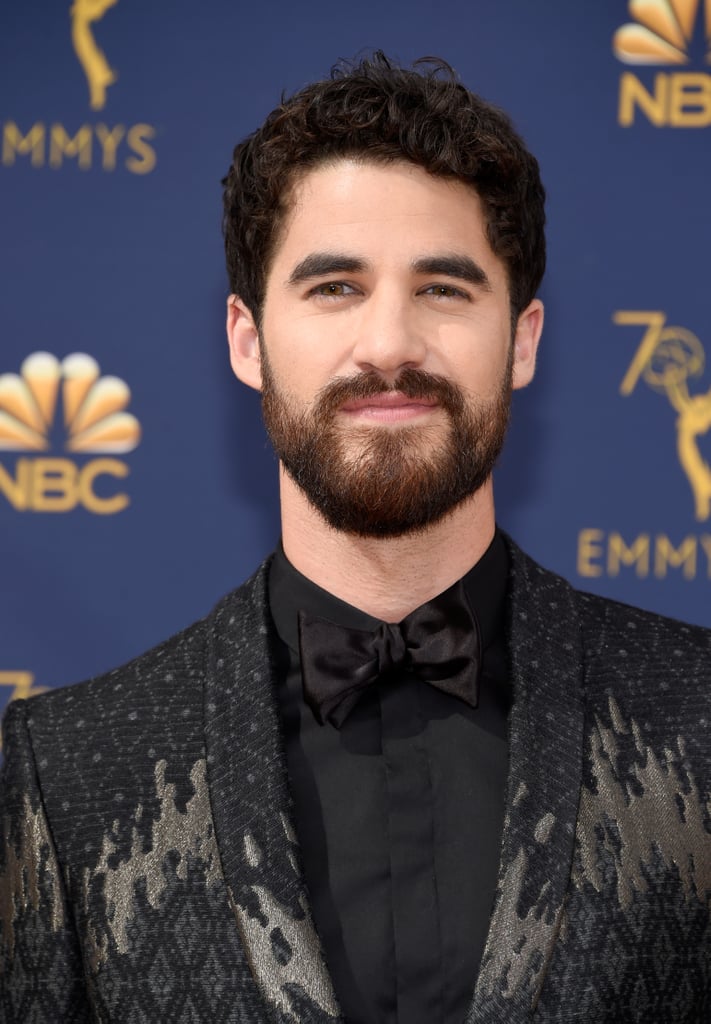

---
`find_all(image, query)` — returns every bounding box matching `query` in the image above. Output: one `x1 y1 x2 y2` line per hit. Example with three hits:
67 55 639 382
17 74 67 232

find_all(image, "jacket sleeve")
0 699 92 1022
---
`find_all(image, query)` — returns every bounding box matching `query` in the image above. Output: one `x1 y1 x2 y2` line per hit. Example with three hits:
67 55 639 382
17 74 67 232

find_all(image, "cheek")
262 341 329 406
265 319 348 384
443 332 511 393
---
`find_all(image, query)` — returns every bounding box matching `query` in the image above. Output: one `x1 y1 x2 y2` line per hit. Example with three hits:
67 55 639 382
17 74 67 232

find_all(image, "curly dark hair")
222 52 545 326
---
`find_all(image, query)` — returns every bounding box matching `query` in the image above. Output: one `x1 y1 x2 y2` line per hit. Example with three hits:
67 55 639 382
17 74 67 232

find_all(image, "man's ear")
511 298 544 391
226 295 262 391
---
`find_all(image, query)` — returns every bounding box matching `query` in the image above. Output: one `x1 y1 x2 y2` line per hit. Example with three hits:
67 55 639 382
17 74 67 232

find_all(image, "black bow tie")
298 580 481 728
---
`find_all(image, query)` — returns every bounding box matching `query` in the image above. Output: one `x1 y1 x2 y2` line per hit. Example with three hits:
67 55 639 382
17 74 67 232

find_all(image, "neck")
279 469 496 622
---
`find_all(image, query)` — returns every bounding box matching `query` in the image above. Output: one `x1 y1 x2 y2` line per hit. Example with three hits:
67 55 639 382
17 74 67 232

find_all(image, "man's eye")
424 284 468 299
311 282 354 298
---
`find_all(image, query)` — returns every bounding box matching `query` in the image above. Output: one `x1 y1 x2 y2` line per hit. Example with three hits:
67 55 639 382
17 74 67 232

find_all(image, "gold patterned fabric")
1 538 709 1022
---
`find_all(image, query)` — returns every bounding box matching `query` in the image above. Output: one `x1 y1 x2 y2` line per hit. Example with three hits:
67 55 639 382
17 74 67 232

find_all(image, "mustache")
313 369 467 418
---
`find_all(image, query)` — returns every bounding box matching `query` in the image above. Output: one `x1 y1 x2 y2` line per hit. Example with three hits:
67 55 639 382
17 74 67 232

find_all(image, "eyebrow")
287 253 369 286
411 255 492 291
286 250 492 290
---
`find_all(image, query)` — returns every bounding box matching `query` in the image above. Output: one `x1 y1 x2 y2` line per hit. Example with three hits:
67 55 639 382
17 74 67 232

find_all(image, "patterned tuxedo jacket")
1 540 709 1023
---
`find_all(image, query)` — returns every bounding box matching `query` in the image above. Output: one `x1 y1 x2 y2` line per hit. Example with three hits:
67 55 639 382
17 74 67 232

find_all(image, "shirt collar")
268 529 509 658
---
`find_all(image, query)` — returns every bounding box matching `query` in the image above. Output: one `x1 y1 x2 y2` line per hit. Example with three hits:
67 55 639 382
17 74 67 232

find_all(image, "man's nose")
350 292 426 380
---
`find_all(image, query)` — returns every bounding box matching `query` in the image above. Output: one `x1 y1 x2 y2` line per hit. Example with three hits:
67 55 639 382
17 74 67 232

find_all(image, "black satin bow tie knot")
298 580 481 728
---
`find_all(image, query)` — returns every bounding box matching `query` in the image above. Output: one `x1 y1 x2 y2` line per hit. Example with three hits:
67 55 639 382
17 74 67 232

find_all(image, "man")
1 54 709 1024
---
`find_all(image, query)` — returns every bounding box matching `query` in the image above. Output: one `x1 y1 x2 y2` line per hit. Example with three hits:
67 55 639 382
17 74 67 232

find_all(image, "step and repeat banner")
1 0 710 720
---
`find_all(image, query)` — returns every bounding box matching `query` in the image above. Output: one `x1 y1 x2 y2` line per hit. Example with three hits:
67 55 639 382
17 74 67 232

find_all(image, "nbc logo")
0 353 140 514
0 352 140 453
614 0 711 125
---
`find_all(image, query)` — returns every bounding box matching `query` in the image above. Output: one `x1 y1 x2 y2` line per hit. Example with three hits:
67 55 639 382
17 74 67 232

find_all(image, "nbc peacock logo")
0 352 140 514
614 0 711 125
0 352 140 453
614 0 711 64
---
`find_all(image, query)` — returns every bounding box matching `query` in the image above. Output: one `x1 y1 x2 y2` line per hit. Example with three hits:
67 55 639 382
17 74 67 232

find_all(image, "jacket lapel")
202 564 342 1022
467 540 586 1023
202 543 586 1023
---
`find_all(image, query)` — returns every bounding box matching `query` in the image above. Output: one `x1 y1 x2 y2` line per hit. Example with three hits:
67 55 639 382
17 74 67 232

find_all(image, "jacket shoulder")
574 588 710 755
26 612 209 724
505 533 711 662
507 536 709 781
21 563 270 726
574 585 711 669
1 565 270 873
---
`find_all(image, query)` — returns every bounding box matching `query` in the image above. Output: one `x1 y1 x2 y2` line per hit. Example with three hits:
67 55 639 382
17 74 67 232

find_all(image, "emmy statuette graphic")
618 310 711 522
70 0 119 111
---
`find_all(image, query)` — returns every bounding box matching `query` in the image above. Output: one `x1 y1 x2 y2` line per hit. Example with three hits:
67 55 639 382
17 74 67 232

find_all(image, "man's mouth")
339 392 439 422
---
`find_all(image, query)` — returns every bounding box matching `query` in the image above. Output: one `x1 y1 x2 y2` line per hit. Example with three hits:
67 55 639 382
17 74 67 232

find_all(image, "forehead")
268 158 504 283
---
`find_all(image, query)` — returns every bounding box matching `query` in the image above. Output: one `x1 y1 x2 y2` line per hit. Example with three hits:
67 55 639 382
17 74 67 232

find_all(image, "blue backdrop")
1 0 710 717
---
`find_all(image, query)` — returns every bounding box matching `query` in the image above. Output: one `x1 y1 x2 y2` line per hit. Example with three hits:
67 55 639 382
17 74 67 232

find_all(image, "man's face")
228 158 542 537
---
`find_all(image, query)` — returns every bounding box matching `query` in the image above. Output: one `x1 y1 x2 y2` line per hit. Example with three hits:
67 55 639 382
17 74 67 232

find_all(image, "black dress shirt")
268 532 511 1024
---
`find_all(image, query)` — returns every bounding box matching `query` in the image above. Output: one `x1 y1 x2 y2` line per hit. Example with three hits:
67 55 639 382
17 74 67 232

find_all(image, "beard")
260 347 513 538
